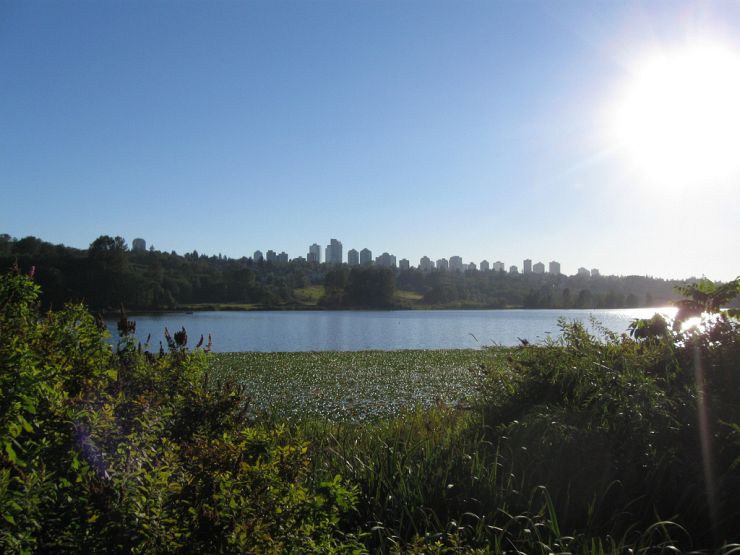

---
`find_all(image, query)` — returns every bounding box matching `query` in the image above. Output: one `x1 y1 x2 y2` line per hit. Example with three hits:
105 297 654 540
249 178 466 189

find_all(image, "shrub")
0 270 361 553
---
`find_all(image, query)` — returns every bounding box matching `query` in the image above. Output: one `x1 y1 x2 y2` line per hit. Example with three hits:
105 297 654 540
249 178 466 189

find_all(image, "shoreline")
102 302 666 317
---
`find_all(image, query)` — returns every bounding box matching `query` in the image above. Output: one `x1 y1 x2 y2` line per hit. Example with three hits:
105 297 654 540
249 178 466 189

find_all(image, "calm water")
106 308 676 352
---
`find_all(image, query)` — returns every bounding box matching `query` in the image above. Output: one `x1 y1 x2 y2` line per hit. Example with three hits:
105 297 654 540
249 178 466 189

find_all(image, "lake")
106 307 676 352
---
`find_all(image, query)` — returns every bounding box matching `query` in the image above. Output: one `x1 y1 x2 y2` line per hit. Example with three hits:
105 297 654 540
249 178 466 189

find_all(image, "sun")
610 42 740 189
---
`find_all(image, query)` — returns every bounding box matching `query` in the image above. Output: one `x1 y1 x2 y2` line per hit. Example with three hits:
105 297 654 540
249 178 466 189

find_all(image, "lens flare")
610 42 740 189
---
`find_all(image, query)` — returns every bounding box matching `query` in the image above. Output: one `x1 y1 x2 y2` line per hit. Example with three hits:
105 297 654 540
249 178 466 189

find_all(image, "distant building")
591 268 600 277
419 256 434 272
399 258 410 271
376 252 394 268
533 261 545 274
436 258 449 271
509 265 518 274
479 260 490 272
523 259 532 274
347 249 359 266
360 248 373 265
577 267 590 277
253 250 264 262
266 250 277 263
292 256 307 263
390 255 397 268
493 261 505 272
277 251 289 264
308 243 322 264
467 262 477 271
132 238 146 252
325 239 343 265
549 261 561 275
449 256 464 272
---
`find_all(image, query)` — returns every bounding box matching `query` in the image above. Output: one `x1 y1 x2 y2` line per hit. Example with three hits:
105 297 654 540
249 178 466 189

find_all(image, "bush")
479 310 740 548
0 270 361 553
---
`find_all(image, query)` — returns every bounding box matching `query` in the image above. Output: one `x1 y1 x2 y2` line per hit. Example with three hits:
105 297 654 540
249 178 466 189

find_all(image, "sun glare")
611 42 740 189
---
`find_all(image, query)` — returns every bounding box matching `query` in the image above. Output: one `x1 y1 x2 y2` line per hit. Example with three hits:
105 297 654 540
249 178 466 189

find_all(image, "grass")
175 302 261 311
208 318 740 553
293 284 325 305
394 289 424 302
209 349 512 421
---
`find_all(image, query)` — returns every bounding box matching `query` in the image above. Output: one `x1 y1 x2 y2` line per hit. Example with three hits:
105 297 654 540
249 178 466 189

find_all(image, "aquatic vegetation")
209 349 505 422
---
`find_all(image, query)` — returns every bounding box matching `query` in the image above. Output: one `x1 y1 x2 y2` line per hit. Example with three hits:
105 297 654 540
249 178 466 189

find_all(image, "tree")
87 235 131 308
346 267 395 308
674 277 740 326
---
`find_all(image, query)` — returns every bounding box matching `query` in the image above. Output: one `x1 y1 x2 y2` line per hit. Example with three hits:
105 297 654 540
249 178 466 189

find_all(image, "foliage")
1 232 696 311
296 311 739 552
2 267 739 553
673 276 740 325
0 270 361 553
345 267 396 308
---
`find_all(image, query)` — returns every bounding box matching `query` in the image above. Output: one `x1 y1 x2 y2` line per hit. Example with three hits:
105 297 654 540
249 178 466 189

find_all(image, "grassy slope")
293 284 325 305
174 302 260 311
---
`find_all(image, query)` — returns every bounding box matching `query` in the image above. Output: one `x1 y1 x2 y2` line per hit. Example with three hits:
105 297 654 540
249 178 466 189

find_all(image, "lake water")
106 308 676 352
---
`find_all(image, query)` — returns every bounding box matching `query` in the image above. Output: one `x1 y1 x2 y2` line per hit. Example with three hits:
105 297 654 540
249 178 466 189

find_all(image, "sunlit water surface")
106 308 677 352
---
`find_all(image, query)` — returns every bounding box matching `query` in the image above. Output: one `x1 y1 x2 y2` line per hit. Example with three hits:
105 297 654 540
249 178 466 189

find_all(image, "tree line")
0 233 712 311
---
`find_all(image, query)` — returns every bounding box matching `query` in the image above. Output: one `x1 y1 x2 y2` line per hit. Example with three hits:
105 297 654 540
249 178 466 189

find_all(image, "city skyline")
1 2 738 281
169 234 597 277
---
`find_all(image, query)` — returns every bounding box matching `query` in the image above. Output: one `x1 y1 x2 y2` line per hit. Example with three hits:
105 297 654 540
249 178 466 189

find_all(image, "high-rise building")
493 261 505 272
277 251 289 264
523 259 532 274
436 258 449 271
577 267 590 277
325 239 343 265
360 248 372 265
467 262 477 271
253 250 264 262
399 258 410 271
549 261 561 275
308 243 322 264
132 238 146 252
376 252 394 268
419 256 434 272
347 249 359 266
591 268 600 277
533 261 545 274
479 260 490 272
509 265 519 274
390 255 397 268
449 256 464 272
266 250 277 263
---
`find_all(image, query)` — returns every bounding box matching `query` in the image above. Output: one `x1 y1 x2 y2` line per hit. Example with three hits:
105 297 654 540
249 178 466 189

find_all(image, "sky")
1 0 739 280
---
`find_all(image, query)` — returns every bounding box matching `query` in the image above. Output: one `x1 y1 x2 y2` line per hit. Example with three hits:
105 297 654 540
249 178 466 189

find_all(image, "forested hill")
0 233 712 312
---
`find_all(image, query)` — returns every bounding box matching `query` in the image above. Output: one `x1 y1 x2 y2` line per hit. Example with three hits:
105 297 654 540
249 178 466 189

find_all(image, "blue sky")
1 0 739 280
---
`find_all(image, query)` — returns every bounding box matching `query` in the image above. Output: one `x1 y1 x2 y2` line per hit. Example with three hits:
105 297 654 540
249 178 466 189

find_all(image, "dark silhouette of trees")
86 236 132 308
346 267 395 308
0 233 696 311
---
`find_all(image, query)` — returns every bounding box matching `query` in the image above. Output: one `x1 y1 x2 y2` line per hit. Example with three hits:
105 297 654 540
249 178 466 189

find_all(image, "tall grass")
287 317 740 553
